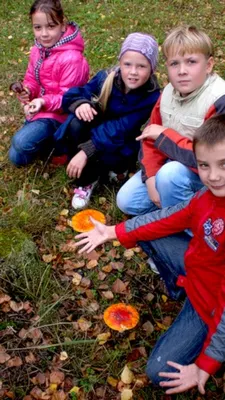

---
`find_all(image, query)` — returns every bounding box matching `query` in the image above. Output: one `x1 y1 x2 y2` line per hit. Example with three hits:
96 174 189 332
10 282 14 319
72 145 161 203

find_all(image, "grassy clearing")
1 0 225 399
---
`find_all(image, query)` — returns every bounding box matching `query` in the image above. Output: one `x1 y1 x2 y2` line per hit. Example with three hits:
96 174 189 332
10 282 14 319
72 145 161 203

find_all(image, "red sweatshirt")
115 188 225 374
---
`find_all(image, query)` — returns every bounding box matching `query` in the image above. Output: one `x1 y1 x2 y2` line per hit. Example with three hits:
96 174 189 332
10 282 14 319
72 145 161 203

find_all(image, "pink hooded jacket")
23 22 89 122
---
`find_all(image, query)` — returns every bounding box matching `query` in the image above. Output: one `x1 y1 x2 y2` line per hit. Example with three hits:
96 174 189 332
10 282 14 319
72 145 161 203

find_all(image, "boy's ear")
206 56 214 74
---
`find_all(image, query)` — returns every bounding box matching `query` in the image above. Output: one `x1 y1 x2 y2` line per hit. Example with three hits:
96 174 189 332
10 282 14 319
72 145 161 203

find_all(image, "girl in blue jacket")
54 32 160 209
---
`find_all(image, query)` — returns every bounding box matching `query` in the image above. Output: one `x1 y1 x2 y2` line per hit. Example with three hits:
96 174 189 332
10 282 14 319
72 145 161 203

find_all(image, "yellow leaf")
60 209 69 216
69 386 80 394
121 365 134 384
121 388 133 400
49 383 57 391
42 254 56 263
107 376 118 387
156 322 168 330
113 240 120 247
123 249 134 259
72 273 82 286
162 295 168 303
59 351 68 361
97 332 111 345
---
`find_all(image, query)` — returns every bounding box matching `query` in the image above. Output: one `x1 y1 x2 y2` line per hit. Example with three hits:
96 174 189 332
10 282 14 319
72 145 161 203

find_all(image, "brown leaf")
101 291 114 300
102 264 112 273
0 293 11 304
25 352 36 364
30 387 51 400
0 349 11 364
77 318 92 332
86 259 98 269
111 278 127 294
80 277 91 288
162 316 173 327
98 271 106 281
18 328 28 339
142 321 154 336
28 328 43 344
9 300 24 312
31 372 46 385
59 240 77 252
87 301 100 312
50 371 65 384
123 249 134 260
7 356 23 367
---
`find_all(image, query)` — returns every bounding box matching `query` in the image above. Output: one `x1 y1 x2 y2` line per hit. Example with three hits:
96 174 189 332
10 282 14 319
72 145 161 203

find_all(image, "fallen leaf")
77 318 92 332
0 349 11 364
121 388 133 400
156 321 168 331
50 371 65 384
101 291 114 300
60 209 69 216
69 386 80 394
72 273 82 286
9 301 24 312
113 240 120 247
112 278 127 294
42 254 56 263
142 321 154 336
162 294 168 303
97 332 111 345
59 351 68 361
49 383 58 392
25 352 36 364
102 264 113 273
107 376 118 387
86 259 98 269
121 365 134 384
7 356 23 367
0 293 11 304
123 249 134 259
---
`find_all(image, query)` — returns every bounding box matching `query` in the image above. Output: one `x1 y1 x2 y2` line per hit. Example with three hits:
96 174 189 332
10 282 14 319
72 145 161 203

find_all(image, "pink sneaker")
71 181 98 209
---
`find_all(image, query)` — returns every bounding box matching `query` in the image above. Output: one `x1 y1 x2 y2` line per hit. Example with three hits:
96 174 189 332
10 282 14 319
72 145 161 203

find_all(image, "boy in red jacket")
116 25 225 216
75 114 225 395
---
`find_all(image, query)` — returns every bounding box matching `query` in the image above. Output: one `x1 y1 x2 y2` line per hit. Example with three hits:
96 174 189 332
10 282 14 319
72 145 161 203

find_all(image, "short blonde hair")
163 25 214 59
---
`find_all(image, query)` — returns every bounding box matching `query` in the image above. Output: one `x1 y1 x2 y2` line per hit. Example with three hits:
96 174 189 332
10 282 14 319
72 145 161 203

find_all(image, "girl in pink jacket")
9 0 89 166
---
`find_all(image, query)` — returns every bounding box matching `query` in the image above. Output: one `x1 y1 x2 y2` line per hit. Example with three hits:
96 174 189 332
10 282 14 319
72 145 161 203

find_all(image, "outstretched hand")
159 361 210 394
75 217 117 253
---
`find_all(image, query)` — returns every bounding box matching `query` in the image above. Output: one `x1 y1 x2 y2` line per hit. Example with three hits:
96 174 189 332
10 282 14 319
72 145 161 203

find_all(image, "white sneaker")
71 181 98 209
109 170 128 183
147 257 160 274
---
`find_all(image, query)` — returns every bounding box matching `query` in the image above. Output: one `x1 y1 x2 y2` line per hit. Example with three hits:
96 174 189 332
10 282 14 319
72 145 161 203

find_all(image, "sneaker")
109 170 128 183
71 181 98 209
147 257 160 274
51 154 68 166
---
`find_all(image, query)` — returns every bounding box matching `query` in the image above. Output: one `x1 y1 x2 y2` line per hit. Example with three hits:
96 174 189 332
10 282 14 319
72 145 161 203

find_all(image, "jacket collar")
172 73 217 103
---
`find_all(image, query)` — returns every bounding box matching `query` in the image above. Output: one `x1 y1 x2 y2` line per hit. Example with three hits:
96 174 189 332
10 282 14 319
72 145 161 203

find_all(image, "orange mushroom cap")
71 209 106 232
103 303 139 332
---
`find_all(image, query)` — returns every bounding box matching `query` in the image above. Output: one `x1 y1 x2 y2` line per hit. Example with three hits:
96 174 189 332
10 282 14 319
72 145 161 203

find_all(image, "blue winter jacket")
54 68 160 158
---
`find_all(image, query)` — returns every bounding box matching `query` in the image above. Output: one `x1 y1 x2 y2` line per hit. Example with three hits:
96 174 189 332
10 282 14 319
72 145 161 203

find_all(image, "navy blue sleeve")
62 70 107 112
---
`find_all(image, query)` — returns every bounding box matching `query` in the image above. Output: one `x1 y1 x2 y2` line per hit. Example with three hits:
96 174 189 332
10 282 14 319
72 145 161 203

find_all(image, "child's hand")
136 124 165 141
66 150 88 178
159 361 210 394
75 103 98 122
28 98 45 114
146 176 161 207
75 217 117 253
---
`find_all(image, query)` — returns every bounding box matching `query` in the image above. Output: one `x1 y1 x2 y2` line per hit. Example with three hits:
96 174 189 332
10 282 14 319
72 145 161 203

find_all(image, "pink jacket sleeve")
42 55 89 112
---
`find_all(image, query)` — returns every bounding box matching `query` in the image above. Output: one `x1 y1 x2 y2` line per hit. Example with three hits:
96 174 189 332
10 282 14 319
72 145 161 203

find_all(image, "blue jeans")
139 234 208 385
116 161 203 215
9 118 61 166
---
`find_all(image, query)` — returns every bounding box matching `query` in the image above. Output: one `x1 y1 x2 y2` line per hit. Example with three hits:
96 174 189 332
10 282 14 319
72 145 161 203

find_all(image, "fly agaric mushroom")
71 209 106 232
103 303 139 332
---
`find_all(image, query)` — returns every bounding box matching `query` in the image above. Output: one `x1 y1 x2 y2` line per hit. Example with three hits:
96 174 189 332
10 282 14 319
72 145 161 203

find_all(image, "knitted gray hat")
118 32 159 72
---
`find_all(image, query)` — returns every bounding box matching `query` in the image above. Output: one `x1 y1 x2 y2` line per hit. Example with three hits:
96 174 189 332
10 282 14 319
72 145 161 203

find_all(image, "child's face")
32 11 65 48
196 140 225 197
120 51 151 93
166 52 214 96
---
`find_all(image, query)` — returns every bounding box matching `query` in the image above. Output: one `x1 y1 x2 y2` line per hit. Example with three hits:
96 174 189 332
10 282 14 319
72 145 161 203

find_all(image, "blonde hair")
163 25 214 59
93 70 116 112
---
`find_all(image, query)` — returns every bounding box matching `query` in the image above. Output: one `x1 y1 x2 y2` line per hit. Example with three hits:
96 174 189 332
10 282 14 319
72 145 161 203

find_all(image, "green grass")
1 0 225 399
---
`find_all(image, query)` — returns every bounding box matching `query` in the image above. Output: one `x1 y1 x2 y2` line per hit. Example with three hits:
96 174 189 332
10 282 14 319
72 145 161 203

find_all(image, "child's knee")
145 358 162 386
156 161 187 191
116 186 129 214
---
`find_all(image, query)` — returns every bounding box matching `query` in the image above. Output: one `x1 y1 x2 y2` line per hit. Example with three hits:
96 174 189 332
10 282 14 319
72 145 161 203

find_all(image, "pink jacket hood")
23 22 89 123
